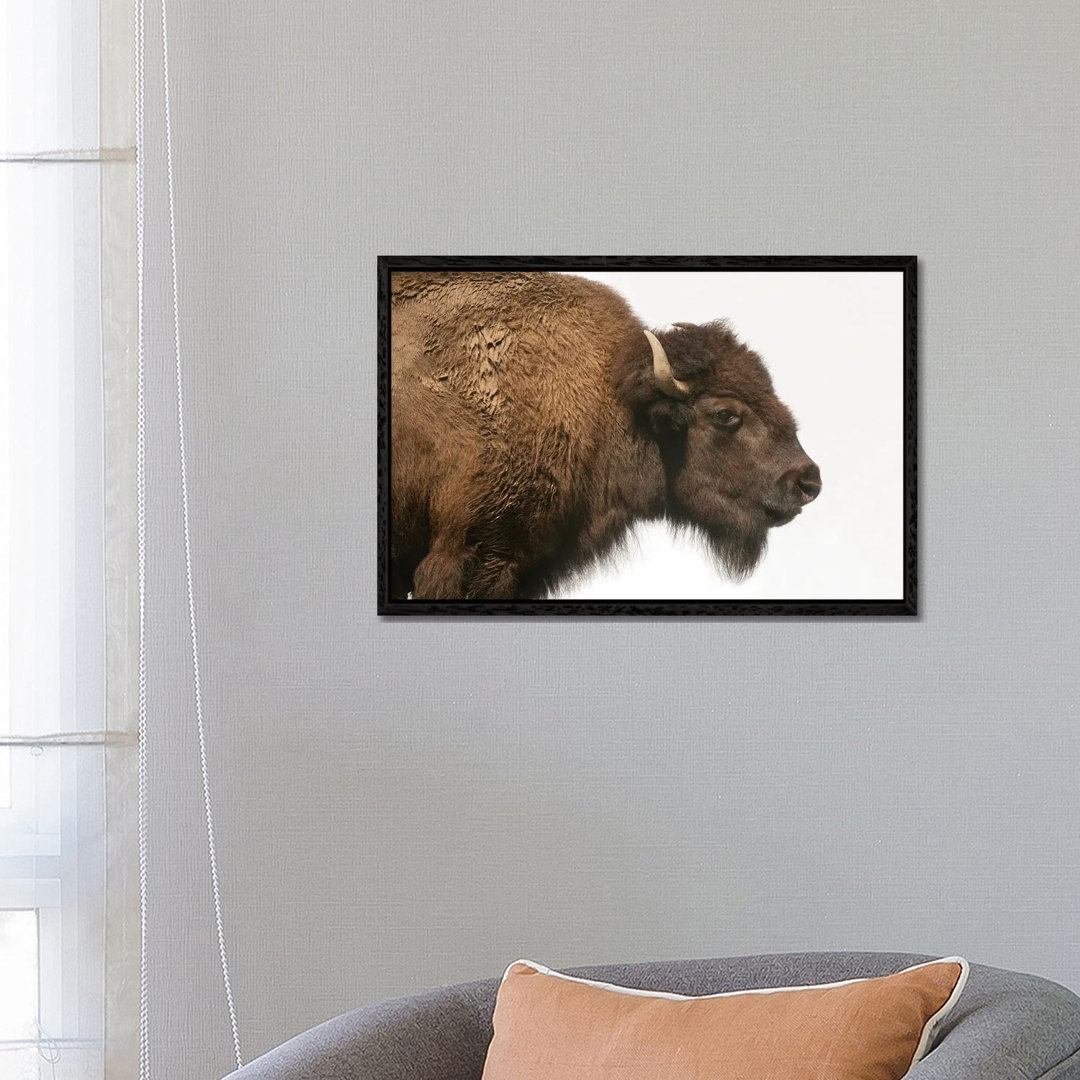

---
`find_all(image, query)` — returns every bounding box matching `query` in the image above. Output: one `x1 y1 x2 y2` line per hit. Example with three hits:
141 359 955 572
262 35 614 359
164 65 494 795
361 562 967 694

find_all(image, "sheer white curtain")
1 2 137 1078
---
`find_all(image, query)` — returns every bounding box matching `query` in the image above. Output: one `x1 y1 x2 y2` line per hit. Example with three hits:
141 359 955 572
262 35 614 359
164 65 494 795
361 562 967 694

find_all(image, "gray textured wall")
138 2 1080 1077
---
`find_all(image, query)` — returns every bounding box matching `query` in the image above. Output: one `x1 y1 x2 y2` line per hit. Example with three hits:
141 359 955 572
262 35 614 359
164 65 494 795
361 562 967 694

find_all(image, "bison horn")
644 330 690 399
671 321 697 330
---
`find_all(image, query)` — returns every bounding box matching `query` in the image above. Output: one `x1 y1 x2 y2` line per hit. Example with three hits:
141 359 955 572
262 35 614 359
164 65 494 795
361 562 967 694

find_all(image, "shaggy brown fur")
390 271 820 600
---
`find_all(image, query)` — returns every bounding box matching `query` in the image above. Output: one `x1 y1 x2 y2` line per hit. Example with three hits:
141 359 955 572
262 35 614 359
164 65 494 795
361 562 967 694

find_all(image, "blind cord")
134 0 150 1073
135 0 244 1070
159 0 244 1066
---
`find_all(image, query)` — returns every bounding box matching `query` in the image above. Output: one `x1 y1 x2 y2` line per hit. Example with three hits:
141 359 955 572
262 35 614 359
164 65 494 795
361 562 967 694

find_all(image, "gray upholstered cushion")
223 952 1080 1080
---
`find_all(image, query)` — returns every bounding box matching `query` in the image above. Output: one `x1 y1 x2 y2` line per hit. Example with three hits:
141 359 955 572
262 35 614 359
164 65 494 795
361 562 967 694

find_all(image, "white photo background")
555 270 905 601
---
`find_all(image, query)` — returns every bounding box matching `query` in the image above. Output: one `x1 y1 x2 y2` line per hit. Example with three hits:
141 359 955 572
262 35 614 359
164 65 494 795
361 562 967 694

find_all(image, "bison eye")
711 408 742 430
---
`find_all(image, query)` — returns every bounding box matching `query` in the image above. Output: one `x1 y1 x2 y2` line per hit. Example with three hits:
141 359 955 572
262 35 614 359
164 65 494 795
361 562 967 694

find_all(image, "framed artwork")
378 256 916 616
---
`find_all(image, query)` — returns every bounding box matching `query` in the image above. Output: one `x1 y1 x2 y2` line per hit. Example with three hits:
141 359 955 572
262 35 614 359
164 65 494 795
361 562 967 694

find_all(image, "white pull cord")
135 0 244 1071
159 0 244 1064
134 0 151 1074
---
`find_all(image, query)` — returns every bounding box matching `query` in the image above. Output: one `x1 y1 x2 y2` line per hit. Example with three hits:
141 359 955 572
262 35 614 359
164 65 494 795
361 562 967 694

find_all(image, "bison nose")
794 462 822 504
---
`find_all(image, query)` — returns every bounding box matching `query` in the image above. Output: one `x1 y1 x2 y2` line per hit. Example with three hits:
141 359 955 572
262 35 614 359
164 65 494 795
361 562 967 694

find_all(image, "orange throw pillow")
481 957 968 1080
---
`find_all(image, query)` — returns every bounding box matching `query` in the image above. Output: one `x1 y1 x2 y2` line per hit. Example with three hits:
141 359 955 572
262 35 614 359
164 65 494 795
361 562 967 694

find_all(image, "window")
2 2 112 1077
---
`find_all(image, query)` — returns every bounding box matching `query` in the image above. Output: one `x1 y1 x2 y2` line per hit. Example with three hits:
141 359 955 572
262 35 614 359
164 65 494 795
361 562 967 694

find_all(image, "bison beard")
701 521 770 581
390 272 819 600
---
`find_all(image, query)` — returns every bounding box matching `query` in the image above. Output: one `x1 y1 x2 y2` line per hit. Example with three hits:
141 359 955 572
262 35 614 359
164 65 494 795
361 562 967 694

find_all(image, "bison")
390 271 821 600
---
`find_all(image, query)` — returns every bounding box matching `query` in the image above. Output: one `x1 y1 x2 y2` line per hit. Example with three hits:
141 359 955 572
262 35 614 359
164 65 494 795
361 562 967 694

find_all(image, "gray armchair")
224 952 1080 1079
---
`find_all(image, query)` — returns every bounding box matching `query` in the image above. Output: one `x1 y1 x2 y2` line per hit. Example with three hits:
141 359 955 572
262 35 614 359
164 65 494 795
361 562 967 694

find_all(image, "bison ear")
648 398 690 436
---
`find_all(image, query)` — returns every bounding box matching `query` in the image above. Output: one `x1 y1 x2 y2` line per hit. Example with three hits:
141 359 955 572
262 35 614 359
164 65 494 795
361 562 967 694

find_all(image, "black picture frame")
378 256 917 617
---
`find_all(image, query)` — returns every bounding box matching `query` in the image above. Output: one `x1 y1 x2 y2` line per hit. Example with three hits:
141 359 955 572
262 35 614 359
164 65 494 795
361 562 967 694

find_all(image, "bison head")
633 321 821 578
